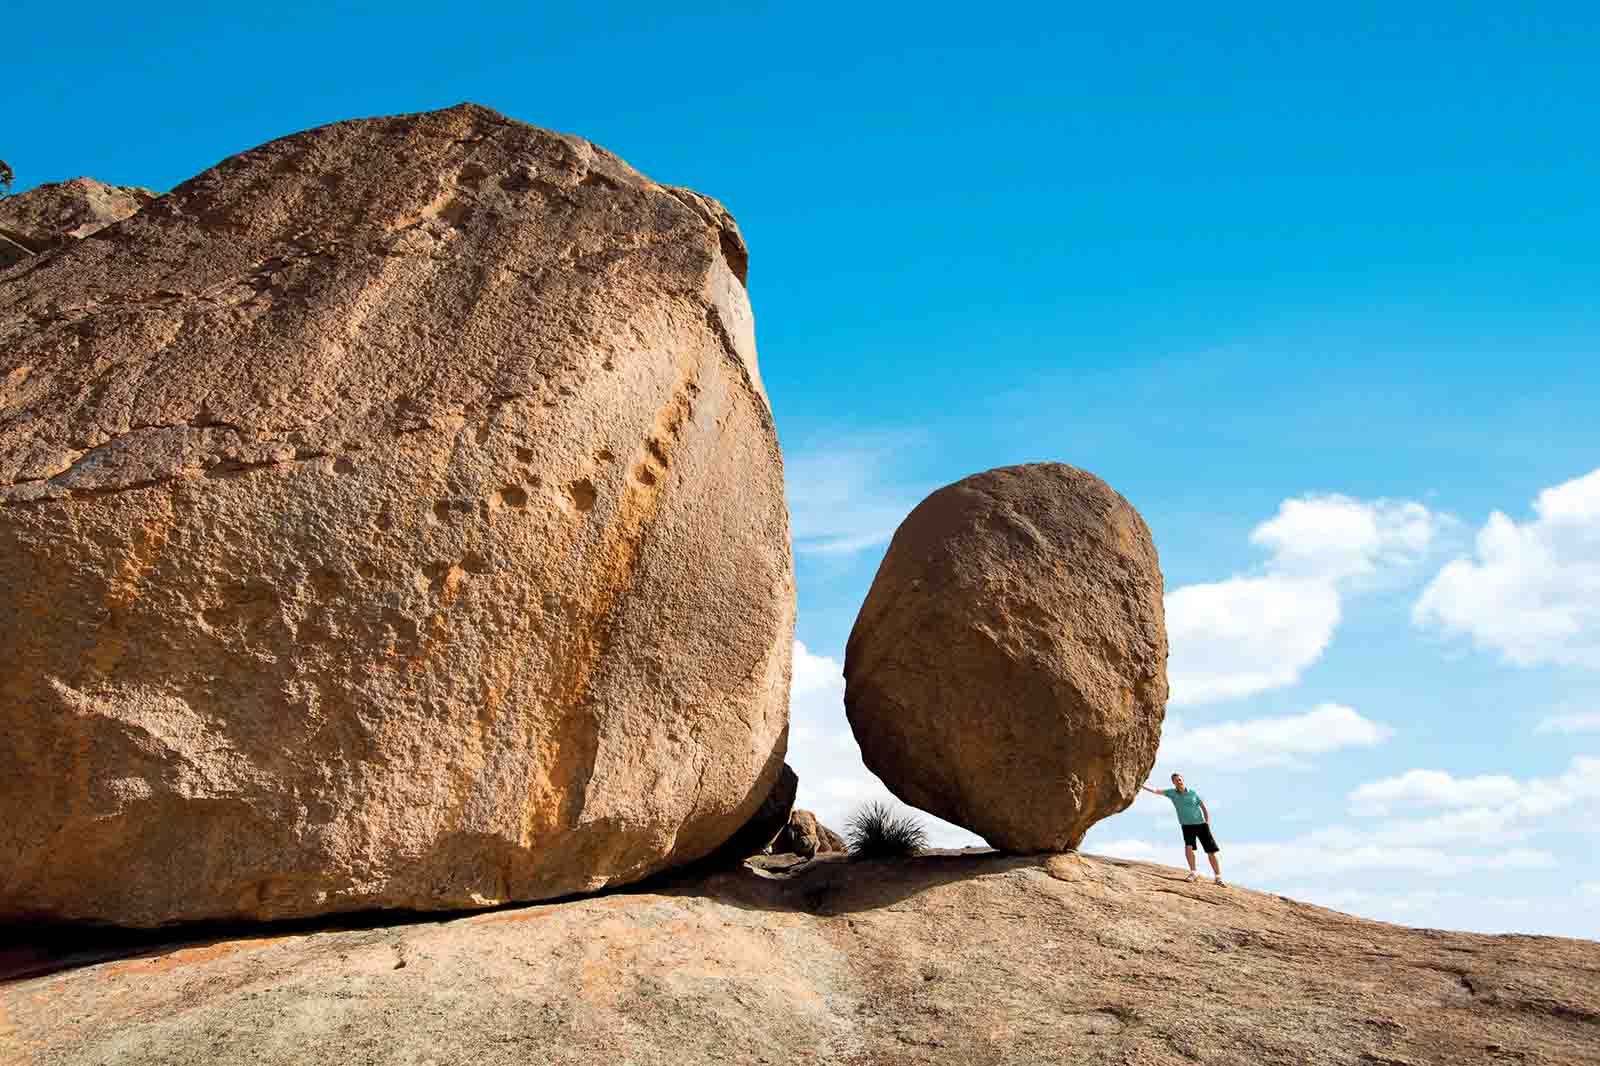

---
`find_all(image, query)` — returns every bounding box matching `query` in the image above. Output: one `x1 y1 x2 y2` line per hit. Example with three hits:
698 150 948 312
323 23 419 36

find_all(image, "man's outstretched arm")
1140 784 1165 796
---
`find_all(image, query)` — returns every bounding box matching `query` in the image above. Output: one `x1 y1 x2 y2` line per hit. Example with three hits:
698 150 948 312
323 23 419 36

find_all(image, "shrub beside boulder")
845 802 928 859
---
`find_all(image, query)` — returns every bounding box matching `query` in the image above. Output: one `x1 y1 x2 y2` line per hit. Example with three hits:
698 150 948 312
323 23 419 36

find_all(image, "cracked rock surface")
0 177 156 269
0 103 794 926
4 852 1596 1065
845 464 1167 852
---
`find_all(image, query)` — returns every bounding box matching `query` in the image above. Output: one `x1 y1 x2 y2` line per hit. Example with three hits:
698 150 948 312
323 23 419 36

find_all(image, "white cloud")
1084 837 1162 861
1309 811 1536 850
790 639 846 701
1311 888 1520 915
1534 711 1600 735
1091 820 1554 881
1166 577 1340 705
1251 496 1439 583
815 775 882 804
1345 757 1600 850
1348 768 1524 816
1157 703 1392 771
1296 886 1599 938
1168 494 1445 706
1111 755 1593 921
1224 840 1557 879
784 435 928 556
1414 467 1600 668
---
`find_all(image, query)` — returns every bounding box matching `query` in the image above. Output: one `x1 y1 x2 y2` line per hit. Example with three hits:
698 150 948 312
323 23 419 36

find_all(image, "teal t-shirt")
1162 788 1206 825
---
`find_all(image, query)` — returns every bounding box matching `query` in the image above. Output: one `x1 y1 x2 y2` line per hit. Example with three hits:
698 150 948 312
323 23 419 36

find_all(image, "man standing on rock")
1141 773 1224 885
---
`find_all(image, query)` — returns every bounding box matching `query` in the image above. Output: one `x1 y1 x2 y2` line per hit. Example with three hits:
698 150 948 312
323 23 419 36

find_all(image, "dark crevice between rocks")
0 227 42 259
1 849 1023 985
0 859 761 985
0 873 677 985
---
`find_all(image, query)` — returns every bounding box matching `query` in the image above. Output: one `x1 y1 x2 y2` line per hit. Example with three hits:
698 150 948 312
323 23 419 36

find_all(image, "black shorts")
1181 823 1219 853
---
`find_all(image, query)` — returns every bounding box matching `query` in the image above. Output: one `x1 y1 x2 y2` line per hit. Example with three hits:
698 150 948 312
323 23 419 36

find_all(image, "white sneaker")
1185 872 1198 882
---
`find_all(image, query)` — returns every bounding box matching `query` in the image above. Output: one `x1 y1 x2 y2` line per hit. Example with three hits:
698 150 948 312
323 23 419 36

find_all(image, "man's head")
1171 772 1186 791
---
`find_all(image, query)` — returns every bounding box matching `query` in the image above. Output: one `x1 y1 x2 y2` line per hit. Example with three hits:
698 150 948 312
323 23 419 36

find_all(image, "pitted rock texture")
0 104 794 926
844 463 1166 852
0 177 156 268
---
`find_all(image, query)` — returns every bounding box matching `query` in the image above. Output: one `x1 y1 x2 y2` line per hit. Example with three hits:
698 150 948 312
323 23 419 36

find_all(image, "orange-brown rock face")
8 854 1599 1065
710 763 798 863
0 104 794 927
844 464 1165 852
0 177 157 268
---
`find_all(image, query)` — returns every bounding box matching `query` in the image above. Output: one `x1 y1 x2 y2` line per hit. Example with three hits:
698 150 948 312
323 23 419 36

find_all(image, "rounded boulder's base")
0 103 794 927
844 463 1167 852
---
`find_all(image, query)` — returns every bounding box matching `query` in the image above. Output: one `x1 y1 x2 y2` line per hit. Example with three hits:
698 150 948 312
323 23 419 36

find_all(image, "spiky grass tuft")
845 801 928 859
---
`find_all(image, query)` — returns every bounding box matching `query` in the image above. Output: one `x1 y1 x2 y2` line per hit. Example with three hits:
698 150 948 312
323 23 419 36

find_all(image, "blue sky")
9 4 1598 937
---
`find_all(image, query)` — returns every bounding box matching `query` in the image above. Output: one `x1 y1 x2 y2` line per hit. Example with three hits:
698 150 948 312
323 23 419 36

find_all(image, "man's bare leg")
1208 852 1223 883
1185 846 1198 880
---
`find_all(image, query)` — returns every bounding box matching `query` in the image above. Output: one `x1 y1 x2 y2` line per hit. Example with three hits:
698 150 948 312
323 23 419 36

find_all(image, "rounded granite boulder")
843 463 1166 852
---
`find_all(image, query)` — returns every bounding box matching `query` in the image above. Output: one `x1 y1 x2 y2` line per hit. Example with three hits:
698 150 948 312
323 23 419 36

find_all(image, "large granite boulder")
0 177 157 268
0 104 794 927
843 463 1166 852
